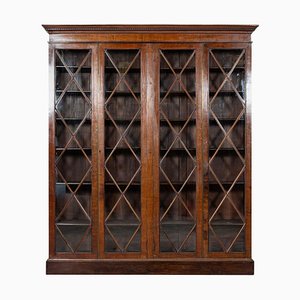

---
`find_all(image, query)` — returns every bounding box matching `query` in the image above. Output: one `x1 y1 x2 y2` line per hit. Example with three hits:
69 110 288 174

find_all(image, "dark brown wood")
202 44 210 258
141 45 148 258
91 44 99 257
196 45 203 257
204 42 250 258
49 44 55 258
50 43 98 259
152 45 160 258
144 44 156 258
152 43 198 257
99 43 147 258
43 24 258 44
98 44 105 258
49 34 252 44
46 258 254 275
245 45 252 258
43 24 258 33
46 25 256 274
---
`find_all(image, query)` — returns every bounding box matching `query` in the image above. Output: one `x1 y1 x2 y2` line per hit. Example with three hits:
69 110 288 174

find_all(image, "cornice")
42 24 258 34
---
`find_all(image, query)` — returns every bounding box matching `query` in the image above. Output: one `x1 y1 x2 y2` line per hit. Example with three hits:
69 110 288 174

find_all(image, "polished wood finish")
144 44 157 258
45 25 257 274
203 42 251 258
49 43 98 259
46 258 254 275
49 44 55 258
43 24 258 33
42 25 258 43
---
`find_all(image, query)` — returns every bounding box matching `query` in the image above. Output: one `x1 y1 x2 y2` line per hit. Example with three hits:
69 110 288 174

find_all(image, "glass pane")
104 49 141 253
54 49 92 253
159 50 196 252
208 49 246 253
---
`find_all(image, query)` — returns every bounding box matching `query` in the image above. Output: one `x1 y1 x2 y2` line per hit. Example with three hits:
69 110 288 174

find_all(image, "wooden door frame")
150 43 204 258
202 42 252 258
98 43 148 259
49 43 99 259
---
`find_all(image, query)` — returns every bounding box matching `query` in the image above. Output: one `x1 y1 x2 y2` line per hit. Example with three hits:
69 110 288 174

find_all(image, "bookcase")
44 24 257 274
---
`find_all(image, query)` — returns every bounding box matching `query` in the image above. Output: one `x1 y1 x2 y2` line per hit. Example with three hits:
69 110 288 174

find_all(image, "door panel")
52 46 97 257
206 47 248 254
103 48 143 254
157 47 198 254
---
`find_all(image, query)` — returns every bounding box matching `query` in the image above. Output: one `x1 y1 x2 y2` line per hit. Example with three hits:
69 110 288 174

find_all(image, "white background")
0 0 299 299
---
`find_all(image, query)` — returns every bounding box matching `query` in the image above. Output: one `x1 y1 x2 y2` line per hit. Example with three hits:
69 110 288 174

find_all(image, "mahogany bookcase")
43 24 257 274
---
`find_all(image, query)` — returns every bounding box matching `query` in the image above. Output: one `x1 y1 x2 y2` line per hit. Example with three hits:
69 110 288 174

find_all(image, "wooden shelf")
209 90 244 94
160 181 244 186
104 67 196 73
56 118 91 122
104 147 243 152
105 91 140 95
209 181 244 186
56 181 245 187
209 66 245 70
105 118 196 123
56 182 91 185
105 182 197 187
209 117 245 122
160 148 196 152
105 67 140 73
160 220 195 226
160 182 196 186
105 147 198 152
210 219 244 226
105 220 140 226
161 118 196 123
54 117 245 124
105 147 197 151
104 118 242 123
56 147 91 151
56 220 91 226
56 65 91 69
105 182 141 186
209 147 245 151
160 91 195 96
105 147 140 151
160 67 195 72
56 90 91 93
105 118 140 122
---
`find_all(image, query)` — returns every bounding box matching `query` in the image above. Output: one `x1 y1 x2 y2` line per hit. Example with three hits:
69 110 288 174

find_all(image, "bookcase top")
43 24 258 34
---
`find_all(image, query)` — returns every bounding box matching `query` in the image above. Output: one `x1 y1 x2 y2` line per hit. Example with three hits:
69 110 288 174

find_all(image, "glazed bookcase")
44 24 257 274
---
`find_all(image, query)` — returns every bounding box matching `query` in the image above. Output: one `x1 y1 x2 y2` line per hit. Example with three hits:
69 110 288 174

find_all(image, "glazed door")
203 44 251 257
98 44 147 258
49 44 98 258
152 44 203 257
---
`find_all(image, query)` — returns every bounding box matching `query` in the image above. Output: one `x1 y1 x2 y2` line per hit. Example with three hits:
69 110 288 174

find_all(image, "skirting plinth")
46 258 254 275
